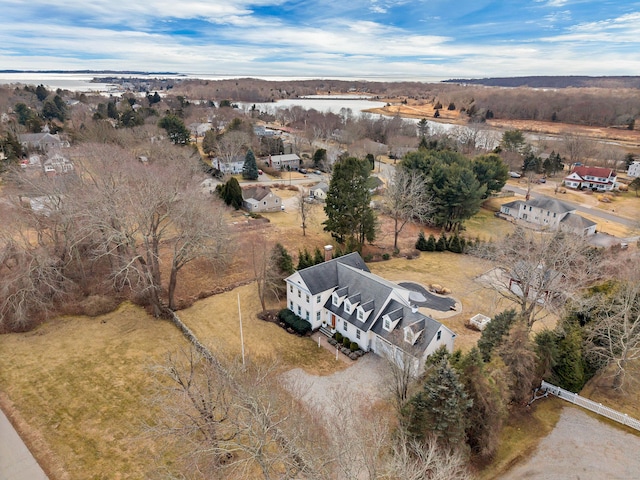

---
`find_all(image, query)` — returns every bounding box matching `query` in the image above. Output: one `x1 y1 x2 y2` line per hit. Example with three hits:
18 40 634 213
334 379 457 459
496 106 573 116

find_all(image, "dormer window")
344 300 352 314
404 327 413 344
357 309 364 321
383 317 391 331
332 292 340 307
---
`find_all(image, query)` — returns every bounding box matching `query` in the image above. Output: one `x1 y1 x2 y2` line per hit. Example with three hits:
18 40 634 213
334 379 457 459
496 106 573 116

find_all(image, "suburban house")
268 153 300 171
285 252 456 370
500 197 596 235
628 161 640 178
253 125 275 137
242 185 282 212
19 132 69 151
42 153 74 175
188 122 212 138
310 182 329 201
564 166 617 191
213 156 244 175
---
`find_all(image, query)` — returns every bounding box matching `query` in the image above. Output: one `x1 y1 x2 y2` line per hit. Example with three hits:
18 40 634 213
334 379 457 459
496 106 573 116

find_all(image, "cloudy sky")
1 0 640 79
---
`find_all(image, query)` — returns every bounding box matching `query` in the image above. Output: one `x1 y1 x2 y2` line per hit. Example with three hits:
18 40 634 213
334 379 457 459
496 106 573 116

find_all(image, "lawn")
0 303 188 479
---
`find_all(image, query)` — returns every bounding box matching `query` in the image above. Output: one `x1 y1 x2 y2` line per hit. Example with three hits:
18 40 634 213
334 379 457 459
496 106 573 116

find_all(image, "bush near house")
278 308 311 335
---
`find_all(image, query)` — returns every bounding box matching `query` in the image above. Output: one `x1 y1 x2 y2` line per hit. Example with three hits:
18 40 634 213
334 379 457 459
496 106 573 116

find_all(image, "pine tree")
404 357 472 448
313 247 324 265
272 243 294 275
296 248 313 270
478 309 518 362
220 177 243 209
426 234 437 252
448 233 463 253
242 149 259 180
415 231 429 251
435 233 447 252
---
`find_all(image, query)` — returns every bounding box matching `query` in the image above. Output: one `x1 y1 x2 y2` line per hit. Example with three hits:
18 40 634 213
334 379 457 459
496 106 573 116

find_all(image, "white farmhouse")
628 161 640 178
285 252 456 370
500 197 596 236
564 166 617 191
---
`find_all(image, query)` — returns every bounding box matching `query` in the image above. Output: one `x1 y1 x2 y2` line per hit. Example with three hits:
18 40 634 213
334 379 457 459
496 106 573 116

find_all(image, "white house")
564 166 617 191
213 156 244 175
43 154 74 175
628 161 640 178
268 153 300 171
285 252 456 370
242 185 282 212
310 182 329 201
500 197 596 236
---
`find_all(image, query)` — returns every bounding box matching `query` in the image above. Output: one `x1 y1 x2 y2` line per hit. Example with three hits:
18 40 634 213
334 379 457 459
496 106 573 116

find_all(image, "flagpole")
238 293 245 367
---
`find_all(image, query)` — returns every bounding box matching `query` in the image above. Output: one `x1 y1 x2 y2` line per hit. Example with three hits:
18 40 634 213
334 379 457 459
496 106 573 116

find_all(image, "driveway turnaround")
0 408 48 480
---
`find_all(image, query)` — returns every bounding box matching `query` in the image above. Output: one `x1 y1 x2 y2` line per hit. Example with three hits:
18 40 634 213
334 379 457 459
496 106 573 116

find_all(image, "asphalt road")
0 408 48 480
504 185 638 228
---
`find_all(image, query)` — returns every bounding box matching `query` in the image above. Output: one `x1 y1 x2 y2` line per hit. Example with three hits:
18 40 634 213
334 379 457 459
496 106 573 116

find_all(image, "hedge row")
278 309 312 335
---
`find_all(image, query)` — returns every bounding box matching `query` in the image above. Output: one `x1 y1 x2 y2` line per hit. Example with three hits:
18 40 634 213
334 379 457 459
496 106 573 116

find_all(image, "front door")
331 314 336 329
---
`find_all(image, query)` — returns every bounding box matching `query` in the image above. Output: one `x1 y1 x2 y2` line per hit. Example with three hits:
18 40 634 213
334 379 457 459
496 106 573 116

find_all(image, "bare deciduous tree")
383 169 433 250
586 254 640 390
474 227 600 328
295 188 316 237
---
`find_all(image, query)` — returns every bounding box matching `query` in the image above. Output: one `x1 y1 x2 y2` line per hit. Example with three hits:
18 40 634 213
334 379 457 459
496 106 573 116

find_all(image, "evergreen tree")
552 318 588 391
435 233 447 251
242 149 259 180
453 348 506 459
415 231 429 251
312 148 327 169
158 114 190 144
296 248 313 270
324 157 376 246
404 357 472 448
448 232 463 253
220 177 243 210
35 84 49 102
497 321 538 405
472 153 509 197
478 309 518 362
272 243 294 275
313 247 324 265
426 234 437 252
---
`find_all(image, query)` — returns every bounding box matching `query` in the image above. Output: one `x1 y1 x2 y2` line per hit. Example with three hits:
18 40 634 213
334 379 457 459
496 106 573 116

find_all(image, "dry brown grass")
0 303 188 479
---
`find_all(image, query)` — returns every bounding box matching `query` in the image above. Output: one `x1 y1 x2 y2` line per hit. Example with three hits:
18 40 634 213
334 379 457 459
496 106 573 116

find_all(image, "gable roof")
242 185 275 201
523 197 575 214
501 200 522 209
571 166 615 179
313 182 329 192
371 300 442 352
560 212 596 229
294 252 369 295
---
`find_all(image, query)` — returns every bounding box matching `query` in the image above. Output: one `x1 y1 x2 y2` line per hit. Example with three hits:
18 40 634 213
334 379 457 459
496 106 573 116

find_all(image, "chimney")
324 245 333 262
411 305 418 314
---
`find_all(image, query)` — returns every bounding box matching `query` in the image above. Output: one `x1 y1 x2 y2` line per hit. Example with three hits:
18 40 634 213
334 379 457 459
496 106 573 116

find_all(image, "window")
316 311 321 322
306 310 310 321
332 293 339 307
289 285 293 293
306 294 310 303
290 301 293 310
436 330 442 341
343 320 348 332
316 295 321 303
553 213 556 218
357 309 364 321
529 206 532 211
297 305 301 316
384 318 391 330
356 330 361 339
344 301 351 314
298 289 301 298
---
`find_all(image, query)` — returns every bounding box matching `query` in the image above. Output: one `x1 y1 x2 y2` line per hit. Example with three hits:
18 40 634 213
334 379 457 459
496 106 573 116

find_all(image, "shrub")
342 336 351 348
335 332 343 342
415 231 429 251
278 308 311 335
382 253 390 260
350 342 359 352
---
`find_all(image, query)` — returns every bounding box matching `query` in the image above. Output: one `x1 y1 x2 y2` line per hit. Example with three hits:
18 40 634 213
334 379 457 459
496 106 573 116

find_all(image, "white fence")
540 381 640 432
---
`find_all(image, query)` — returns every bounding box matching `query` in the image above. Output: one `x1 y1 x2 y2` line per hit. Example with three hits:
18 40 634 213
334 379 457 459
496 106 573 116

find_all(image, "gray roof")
501 200 522 209
523 197 575 214
295 252 369 295
313 182 329 192
242 185 277 201
370 300 442 352
560 212 596 229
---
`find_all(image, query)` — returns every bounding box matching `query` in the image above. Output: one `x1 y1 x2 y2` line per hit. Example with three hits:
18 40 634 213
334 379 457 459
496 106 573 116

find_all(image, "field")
1 171 637 479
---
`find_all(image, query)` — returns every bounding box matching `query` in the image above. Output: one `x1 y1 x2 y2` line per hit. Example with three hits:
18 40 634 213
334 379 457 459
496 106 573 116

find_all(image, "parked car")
509 171 522 178
299 168 308 174
258 169 263 175
313 170 322 175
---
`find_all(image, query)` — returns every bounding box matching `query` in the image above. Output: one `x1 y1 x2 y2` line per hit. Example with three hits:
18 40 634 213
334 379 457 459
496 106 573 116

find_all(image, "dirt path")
500 407 640 480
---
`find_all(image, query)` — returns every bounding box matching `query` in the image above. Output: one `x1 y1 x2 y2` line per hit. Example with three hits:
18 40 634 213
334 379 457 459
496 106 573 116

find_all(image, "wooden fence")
540 381 640 432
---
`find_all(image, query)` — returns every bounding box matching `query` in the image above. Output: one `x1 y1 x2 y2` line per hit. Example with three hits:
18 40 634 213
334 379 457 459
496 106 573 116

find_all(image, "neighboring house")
268 153 300 171
508 261 562 305
188 122 212 137
253 125 275 137
213 156 244 175
285 252 456 371
564 166 617 191
242 185 282 212
628 161 640 178
367 176 385 194
500 197 596 235
19 132 69 151
43 154 74 174
310 182 329 201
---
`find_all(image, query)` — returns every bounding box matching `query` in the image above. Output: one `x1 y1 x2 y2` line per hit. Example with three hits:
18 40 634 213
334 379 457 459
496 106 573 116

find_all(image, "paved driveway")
0 408 48 480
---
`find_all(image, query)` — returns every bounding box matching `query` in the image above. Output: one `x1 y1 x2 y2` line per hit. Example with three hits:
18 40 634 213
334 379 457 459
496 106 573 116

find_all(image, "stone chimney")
324 245 333 262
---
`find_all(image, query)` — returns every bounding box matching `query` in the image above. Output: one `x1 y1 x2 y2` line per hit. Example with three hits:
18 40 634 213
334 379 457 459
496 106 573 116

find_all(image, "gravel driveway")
500 407 640 480
281 354 388 416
